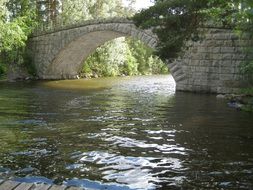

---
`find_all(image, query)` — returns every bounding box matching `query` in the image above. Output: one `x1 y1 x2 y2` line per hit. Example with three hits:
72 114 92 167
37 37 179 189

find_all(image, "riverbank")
217 90 253 112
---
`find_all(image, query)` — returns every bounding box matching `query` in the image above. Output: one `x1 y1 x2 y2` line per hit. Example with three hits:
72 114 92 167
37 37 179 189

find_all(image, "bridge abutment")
171 28 252 93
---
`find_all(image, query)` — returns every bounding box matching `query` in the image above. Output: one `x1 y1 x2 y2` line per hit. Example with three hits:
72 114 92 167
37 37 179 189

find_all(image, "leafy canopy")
0 0 37 53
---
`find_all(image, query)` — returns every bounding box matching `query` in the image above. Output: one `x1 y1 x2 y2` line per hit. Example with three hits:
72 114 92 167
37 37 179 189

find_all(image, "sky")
123 0 154 10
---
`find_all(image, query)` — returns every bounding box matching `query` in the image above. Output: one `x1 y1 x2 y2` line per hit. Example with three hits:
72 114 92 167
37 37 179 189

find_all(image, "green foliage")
240 89 253 112
149 56 169 74
0 0 38 77
240 87 253 96
123 47 138 76
127 38 152 75
81 38 125 77
222 1 253 84
36 0 61 23
241 104 253 112
0 0 37 53
240 61 253 84
81 37 168 77
60 0 134 24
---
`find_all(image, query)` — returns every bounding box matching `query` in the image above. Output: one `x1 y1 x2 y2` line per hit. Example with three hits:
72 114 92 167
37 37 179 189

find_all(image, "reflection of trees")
0 86 31 154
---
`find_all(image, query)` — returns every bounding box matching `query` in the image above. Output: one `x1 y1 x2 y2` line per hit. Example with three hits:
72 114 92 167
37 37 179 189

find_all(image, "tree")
60 0 133 24
0 0 36 52
0 0 37 77
36 0 61 23
133 0 253 61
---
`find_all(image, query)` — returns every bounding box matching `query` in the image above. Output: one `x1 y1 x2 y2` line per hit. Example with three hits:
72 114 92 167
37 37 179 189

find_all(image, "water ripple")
103 136 188 155
68 151 187 189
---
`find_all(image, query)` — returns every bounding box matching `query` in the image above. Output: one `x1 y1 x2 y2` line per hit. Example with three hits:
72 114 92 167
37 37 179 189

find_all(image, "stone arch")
29 19 160 79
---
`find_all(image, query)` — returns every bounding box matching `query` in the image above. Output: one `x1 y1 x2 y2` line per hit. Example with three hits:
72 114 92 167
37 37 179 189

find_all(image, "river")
0 75 252 189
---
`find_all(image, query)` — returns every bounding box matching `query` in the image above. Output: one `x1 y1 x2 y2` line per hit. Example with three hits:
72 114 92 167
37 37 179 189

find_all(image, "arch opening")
44 29 171 81
78 36 169 79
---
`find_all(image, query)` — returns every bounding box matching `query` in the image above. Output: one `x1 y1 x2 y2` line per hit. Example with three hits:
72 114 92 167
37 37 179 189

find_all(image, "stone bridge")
28 18 251 93
28 18 159 79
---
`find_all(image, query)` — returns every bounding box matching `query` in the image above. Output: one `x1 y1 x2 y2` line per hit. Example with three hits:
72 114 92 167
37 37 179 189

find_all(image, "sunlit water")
0 75 252 189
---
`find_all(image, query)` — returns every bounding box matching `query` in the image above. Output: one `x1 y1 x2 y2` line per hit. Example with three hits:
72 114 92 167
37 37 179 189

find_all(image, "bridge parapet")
34 18 135 36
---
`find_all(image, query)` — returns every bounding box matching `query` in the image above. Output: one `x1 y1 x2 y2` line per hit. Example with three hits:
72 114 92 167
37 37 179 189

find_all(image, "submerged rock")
227 101 243 110
217 93 253 111
216 94 226 99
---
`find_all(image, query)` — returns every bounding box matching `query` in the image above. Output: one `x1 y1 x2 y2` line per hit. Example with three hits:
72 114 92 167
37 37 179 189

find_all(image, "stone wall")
170 28 252 94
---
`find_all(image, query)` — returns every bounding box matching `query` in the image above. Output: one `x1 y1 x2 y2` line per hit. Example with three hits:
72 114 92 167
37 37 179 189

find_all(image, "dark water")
0 75 253 190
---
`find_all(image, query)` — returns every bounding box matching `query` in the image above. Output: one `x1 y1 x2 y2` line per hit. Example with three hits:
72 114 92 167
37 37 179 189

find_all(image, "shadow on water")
0 75 253 189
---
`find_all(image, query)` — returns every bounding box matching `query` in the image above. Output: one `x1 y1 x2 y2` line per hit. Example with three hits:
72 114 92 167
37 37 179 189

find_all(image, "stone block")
197 47 209 53
210 74 220 81
208 67 219 74
223 40 235 47
213 33 230 40
221 53 233 60
219 67 234 74
229 33 239 40
220 60 233 67
219 73 234 80
233 53 246 60
190 60 199 66
117 24 126 33
212 47 221 53
204 40 216 46
239 40 253 47
141 33 150 43
102 23 108 30
220 47 236 53
205 34 213 40
232 60 242 67
130 29 139 39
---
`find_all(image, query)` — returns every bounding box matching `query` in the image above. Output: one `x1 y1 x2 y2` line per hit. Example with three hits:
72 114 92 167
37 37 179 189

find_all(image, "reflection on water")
0 75 253 189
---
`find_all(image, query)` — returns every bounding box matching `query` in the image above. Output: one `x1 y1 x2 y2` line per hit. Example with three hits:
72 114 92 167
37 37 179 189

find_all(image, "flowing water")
0 75 252 190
